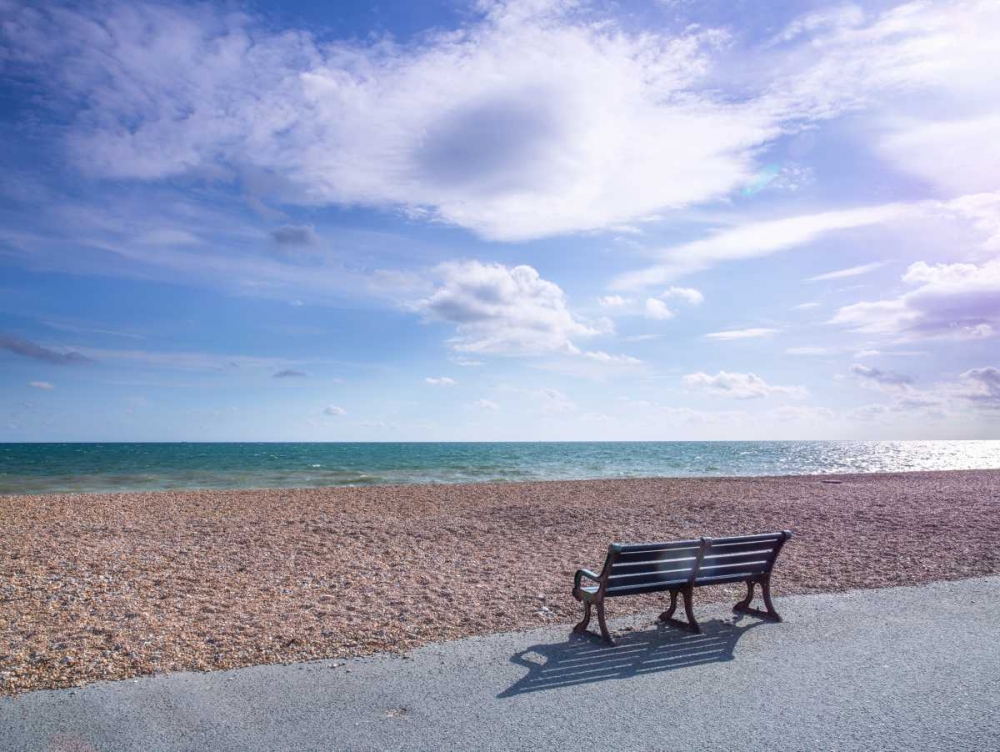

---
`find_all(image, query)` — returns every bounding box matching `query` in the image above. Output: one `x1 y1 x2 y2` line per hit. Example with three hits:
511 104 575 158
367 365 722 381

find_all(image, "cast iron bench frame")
572 531 792 645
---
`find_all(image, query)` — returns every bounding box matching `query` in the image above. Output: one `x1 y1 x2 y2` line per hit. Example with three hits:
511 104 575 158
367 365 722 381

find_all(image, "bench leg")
660 587 700 634
658 589 679 622
733 577 782 622
682 587 701 634
596 601 616 646
573 601 592 634
761 576 782 622
733 580 755 613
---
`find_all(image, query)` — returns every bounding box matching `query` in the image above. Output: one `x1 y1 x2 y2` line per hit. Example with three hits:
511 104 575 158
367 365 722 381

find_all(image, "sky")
0 0 998 441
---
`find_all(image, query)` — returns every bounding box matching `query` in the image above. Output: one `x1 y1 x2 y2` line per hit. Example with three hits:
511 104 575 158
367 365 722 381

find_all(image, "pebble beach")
2 469 999 696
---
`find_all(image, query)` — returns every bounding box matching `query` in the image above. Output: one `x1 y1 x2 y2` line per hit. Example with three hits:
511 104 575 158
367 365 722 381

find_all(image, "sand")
2 469 999 696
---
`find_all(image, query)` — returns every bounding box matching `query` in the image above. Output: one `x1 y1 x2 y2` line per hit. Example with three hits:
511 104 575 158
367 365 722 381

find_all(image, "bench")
572 531 792 644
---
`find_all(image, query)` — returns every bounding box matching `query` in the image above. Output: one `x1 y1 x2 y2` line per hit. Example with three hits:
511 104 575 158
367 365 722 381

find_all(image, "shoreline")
4 465 1000 499
3 469 999 695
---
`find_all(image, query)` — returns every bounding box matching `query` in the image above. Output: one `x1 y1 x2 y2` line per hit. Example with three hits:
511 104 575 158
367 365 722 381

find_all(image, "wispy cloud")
806 262 888 283
0 334 93 365
613 204 908 289
425 376 456 386
705 328 779 341
273 369 307 379
29 381 54 390
323 405 346 416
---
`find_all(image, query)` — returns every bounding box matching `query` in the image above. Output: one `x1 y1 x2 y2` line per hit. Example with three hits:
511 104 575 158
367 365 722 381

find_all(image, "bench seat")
571 531 792 645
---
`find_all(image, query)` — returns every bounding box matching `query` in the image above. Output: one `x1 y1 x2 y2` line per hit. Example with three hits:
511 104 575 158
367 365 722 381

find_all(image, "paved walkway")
3 577 999 751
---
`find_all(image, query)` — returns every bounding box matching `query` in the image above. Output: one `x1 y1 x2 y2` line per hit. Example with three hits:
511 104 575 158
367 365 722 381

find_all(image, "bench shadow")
498 616 762 698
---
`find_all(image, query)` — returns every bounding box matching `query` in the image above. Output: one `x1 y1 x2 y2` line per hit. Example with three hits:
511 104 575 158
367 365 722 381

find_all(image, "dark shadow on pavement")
498 617 763 698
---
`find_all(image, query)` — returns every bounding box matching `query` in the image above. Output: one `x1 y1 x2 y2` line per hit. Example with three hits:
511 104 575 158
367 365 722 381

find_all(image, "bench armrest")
574 568 601 590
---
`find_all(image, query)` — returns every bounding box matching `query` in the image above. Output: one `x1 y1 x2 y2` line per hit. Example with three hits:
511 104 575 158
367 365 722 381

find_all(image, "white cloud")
660 286 704 305
323 405 347 416
470 398 500 411
831 258 1000 340
682 371 807 399
613 204 908 289
806 261 888 282
582 351 642 365
425 376 457 386
792 302 821 311
769 4 864 45
624 333 662 343
705 328 779 341
598 295 631 308
0 0 779 242
29 381 54 390
878 115 1000 197
5 0 999 245
449 355 484 367
414 261 604 356
644 298 674 320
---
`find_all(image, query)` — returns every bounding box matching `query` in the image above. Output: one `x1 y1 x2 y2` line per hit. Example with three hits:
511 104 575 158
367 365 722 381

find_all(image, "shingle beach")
2 469 999 696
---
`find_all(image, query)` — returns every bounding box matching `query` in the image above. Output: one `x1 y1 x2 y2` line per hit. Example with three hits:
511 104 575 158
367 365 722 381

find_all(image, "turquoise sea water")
2 441 1000 495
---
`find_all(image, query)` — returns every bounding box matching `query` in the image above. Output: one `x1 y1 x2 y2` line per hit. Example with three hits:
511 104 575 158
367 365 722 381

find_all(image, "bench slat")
607 569 694 587
701 540 781 556
709 532 786 545
700 551 774 567
605 579 691 597
612 548 701 565
697 562 770 577
616 539 701 553
609 554 699 570
693 571 768 586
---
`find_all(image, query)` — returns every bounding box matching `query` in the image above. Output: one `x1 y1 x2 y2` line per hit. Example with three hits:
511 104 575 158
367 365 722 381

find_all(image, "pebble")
3 470 998 697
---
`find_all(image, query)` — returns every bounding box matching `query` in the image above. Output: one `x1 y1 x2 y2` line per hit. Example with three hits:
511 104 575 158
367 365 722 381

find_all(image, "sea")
2 441 1000 496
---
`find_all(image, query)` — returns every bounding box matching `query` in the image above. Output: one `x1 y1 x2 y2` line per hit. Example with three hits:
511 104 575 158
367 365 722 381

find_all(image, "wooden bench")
572 531 792 644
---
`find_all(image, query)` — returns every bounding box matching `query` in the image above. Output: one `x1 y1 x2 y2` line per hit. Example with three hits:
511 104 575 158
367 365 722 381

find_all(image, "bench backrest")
599 531 791 597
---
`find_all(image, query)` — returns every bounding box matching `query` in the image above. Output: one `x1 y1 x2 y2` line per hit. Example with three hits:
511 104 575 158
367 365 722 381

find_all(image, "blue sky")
1 0 998 441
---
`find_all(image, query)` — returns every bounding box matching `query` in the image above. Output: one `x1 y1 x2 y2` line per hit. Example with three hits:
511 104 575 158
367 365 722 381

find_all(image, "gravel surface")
2 469 999 696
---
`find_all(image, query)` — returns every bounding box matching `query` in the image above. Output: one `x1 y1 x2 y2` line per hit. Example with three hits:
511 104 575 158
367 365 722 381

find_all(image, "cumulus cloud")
806 262 888 283
956 367 1000 409
705 328 778 341
850 363 914 387
273 369 307 378
644 298 674 320
425 376 456 386
0 334 93 365
29 381 54 390
323 405 346 416
831 258 1000 340
682 371 807 399
413 261 605 356
660 286 704 305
